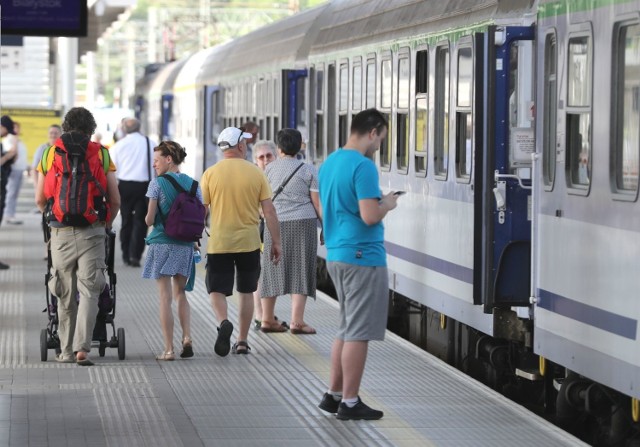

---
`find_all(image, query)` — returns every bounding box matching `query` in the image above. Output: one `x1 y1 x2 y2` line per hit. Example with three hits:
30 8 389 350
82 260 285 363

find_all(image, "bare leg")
172 275 190 341
157 276 174 353
209 291 228 324
291 293 308 324
236 292 253 342
261 296 277 323
328 339 344 393
341 341 368 399
253 276 263 323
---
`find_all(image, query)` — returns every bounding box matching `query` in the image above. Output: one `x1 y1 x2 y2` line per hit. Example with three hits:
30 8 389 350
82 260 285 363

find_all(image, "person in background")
109 118 156 267
143 141 202 361
317 109 399 420
2 118 28 225
200 127 282 356
0 116 18 230
260 128 321 334
240 121 259 162
32 124 63 183
251 140 277 330
0 117 17 270
35 107 121 366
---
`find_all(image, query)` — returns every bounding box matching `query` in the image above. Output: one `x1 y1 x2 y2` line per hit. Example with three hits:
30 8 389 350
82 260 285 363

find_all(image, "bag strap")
146 137 151 181
272 162 304 201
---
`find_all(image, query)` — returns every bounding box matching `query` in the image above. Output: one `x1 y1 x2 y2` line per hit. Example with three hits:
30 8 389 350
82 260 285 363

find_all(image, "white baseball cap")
217 127 253 150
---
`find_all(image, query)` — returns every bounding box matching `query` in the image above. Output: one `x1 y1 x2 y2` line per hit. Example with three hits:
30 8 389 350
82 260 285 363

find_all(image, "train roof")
308 0 535 56
174 47 217 93
148 59 188 101
198 3 329 83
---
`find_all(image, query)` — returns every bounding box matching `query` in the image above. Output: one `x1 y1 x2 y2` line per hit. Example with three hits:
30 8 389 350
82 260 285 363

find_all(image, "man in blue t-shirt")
317 109 400 421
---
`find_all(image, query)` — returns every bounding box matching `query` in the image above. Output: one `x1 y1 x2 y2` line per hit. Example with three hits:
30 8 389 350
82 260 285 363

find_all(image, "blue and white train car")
133 1 640 442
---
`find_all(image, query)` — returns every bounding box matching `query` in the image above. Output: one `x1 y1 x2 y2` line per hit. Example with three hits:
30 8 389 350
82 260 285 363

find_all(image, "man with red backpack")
35 107 121 366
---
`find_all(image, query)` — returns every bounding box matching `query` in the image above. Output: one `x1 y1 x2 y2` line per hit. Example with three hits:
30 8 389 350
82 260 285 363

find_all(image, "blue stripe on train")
538 289 637 340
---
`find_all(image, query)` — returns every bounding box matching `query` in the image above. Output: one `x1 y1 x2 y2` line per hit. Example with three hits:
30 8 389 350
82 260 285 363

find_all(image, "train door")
160 93 173 140
282 69 308 129
203 85 223 169
477 26 535 313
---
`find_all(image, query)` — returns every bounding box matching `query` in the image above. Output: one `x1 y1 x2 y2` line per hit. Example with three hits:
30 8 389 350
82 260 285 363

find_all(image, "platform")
0 180 586 446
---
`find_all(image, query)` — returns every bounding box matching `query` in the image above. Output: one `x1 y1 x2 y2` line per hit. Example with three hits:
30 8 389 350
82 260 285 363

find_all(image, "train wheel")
40 329 48 362
117 328 126 360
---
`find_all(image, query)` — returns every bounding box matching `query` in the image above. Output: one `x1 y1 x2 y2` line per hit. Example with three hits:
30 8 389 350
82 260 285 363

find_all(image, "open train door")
203 85 223 170
476 26 535 321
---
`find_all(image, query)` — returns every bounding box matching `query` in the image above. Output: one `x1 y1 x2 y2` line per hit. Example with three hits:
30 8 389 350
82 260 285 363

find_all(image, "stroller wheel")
40 329 48 362
117 327 126 360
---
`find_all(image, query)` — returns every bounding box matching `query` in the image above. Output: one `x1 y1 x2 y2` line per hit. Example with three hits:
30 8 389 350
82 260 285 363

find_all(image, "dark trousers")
0 166 10 226
118 180 149 262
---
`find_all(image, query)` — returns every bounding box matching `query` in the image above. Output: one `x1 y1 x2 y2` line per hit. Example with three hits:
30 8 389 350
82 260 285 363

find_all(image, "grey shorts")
327 262 389 342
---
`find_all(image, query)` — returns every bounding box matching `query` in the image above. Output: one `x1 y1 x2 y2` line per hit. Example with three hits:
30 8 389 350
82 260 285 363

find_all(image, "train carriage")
135 0 640 442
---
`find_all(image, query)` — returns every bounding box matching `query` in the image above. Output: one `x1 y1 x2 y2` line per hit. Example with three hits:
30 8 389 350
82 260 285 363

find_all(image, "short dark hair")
155 140 187 165
350 108 387 136
62 107 97 136
276 128 302 156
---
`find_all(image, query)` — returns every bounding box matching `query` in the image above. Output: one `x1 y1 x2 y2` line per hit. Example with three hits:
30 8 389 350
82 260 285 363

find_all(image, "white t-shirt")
1 134 28 171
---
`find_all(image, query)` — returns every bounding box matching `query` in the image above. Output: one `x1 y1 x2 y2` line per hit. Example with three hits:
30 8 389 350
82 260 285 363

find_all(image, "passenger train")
133 1 640 443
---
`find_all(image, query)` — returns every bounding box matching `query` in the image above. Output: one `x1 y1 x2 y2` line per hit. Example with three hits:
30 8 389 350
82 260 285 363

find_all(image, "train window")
339 63 348 112
457 47 472 108
353 59 362 112
397 54 410 172
296 76 307 128
316 69 324 108
366 57 376 108
456 113 472 179
612 22 640 196
415 97 428 175
266 116 272 141
273 78 279 113
434 44 450 179
416 49 428 94
566 34 592 190
379 113 392 169
455 45 473 181
339 62 349 147
381 58 392 109
543 32 558 188
315 66 324 161
328 63 337 154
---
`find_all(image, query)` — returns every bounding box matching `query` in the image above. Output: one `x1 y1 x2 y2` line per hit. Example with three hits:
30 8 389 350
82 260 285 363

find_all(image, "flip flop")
76 353 94 366
290 322 317 335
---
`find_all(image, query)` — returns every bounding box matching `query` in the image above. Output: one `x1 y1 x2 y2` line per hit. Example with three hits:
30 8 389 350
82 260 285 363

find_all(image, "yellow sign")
0 108 62 167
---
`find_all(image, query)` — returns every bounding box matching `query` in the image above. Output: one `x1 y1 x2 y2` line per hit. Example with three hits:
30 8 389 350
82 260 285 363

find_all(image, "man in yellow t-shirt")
200 126 282 356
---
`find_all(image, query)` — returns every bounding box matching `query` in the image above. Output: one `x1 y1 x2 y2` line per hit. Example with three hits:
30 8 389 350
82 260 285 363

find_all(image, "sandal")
260 320 288 333
231 341 251 355
180 338 193 358
290 322 316 335
156 351 175 361
76 351 94 366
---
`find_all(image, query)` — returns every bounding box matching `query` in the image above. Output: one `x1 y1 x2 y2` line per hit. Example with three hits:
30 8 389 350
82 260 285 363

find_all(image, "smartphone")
393 191 406 196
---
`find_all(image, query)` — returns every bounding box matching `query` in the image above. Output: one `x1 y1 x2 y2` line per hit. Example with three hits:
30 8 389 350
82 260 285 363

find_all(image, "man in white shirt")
108 118 156 267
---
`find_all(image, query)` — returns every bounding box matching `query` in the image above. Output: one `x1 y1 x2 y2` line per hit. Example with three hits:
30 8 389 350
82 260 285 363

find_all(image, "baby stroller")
40 222 126 361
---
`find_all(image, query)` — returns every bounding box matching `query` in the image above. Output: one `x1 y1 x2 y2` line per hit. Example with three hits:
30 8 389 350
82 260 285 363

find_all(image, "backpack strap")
100 146 110 174
160 173 198 196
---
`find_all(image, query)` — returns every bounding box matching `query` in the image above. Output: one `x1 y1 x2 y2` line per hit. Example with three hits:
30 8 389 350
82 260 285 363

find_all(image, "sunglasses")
257 153 274 160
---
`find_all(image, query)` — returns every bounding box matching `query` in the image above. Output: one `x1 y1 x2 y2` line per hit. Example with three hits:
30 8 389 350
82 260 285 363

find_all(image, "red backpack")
42 133 111 227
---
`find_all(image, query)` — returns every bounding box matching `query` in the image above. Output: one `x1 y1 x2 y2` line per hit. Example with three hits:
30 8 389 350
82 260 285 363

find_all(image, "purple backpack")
158 175 206 242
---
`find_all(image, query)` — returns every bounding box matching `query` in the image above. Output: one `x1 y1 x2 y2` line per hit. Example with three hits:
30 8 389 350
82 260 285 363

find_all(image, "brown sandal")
260 320 289 333
290 322 316 335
